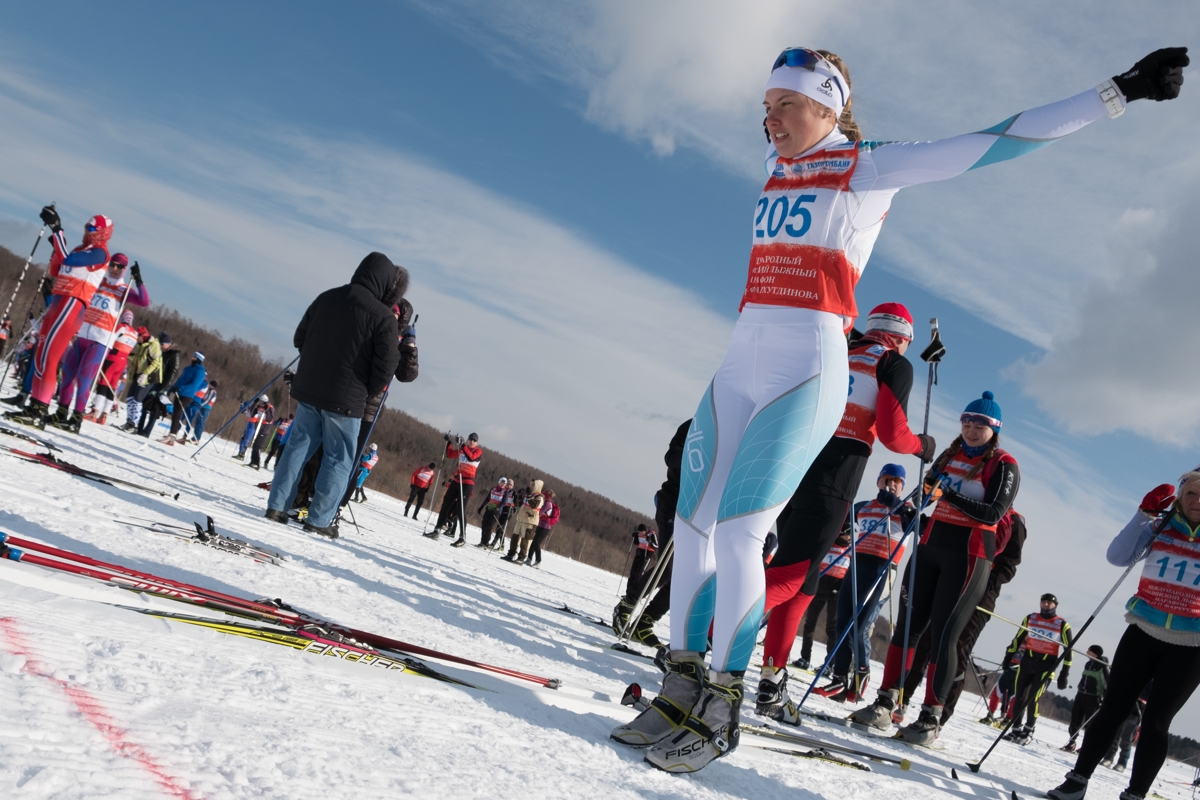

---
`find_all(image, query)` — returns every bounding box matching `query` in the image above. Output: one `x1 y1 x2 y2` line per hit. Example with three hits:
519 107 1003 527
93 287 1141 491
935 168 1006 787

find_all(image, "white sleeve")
854 88 1115 194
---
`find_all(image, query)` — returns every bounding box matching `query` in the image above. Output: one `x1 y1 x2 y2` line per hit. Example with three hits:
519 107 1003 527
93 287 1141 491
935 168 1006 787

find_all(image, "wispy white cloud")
0 62 728 509
409 0 1200 353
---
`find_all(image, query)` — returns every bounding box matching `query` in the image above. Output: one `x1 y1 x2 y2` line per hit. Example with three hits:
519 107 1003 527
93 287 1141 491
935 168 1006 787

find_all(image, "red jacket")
411 465 434 489
446 442 483 485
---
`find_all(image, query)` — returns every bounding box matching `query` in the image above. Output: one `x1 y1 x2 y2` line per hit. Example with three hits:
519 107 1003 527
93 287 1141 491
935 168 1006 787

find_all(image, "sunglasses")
772 47 824 72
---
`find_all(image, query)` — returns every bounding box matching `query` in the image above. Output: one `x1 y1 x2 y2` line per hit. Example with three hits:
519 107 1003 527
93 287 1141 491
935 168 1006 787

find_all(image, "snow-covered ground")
1 414 1196 799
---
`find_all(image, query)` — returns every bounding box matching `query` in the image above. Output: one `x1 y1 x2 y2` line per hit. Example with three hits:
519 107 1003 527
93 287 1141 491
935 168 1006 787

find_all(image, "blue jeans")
833 552 891 676
267 401 359 528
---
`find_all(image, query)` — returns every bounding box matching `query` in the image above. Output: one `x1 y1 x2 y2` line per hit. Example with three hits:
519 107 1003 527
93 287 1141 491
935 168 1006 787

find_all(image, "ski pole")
898 317 944 705
343 385 387 508
2 215 49 322
794 497 931 713
967 511 1174 773
422 434 450 533
617 537 674 644
615 537 636 601
973 606 1067 647
191 356 298 460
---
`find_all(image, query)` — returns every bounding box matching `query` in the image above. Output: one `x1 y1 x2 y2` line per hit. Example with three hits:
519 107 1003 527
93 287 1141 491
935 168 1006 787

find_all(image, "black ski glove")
877 489 899 507
39 205 61 233
1114 47 1189 102
130 261 143 288
443 433 452 442
282 369 295 386
916 433 937 463
1057 669 1070 691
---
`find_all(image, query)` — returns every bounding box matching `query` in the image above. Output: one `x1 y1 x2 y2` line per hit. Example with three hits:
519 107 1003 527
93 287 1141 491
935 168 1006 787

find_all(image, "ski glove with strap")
1114 47 1189 102
39 205 62 233
916 433 936 463
130 261 143 287
1140 483 1176 515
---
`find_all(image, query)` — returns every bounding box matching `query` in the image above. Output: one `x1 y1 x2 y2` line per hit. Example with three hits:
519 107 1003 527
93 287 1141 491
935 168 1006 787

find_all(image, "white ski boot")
898 703 942 745
755 664 800 725
849 688 897 732
644 669 743 773
610 650 705 747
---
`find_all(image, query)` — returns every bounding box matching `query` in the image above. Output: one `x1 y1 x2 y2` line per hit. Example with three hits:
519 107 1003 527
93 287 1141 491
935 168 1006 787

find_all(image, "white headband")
765 64 849 117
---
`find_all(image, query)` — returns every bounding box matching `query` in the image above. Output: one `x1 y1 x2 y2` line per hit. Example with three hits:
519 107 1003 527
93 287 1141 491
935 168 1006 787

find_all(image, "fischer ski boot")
1061 738 1078 753
631 613 664 648
849 688 897 732
790 656 811 671
451 538 466 548
52 412 82 434
612 598 634 636
423 527 443 539
49 405 70 427
846 669 870 703
979 712 997 726
1046 771 1089 800
644 669 743 773
898 703 942 745
756 664 801 725
232 451 245 461
4 398 48 429
611 650 705 747
0 392 27 407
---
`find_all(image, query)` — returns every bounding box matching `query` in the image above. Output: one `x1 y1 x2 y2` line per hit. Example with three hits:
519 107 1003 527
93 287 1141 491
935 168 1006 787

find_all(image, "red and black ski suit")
31 229 110 404
760 336 927 668
879 445 1020 709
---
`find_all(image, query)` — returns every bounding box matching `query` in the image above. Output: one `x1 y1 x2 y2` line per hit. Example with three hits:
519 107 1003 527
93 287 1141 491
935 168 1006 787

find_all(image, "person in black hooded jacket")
265 252 404 537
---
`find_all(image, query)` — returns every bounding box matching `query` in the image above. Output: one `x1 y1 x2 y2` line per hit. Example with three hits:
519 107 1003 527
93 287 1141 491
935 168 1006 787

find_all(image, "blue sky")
1 2 1199 734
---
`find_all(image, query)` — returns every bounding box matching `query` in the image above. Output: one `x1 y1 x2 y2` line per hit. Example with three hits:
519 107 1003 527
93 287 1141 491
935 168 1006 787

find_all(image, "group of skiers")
604 42 1197 800
408 435 564 566
0 206 223 442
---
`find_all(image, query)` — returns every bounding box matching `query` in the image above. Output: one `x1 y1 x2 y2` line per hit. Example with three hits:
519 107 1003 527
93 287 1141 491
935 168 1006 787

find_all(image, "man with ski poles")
235 395 273 462
427 432 482 544
476 477 512 546
1001 592 1074 745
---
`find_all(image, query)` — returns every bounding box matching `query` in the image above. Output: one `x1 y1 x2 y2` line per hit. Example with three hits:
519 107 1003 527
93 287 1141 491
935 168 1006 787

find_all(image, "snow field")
0 414 1196 799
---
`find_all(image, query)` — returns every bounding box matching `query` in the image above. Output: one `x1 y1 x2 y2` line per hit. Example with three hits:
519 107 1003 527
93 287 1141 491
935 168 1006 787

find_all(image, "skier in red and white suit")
7 207 113 427
53 254 150 429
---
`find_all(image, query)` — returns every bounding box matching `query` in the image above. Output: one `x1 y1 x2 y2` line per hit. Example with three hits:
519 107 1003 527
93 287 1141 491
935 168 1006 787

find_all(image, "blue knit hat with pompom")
962 391 1002 431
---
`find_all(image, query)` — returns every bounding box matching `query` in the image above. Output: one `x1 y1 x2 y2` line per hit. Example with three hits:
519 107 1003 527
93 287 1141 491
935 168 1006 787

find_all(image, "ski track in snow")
0 411 1195 799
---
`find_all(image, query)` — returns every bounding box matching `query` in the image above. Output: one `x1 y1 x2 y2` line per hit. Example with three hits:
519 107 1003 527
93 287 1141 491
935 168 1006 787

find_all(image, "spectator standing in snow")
351 443 379 503
527 488 560 567
263 414 294 469
264 252 405 539
137 332 178 437
503 479 544 563
189 380 218 442
120 328 161 432
405 461 436 518
160 352 206 445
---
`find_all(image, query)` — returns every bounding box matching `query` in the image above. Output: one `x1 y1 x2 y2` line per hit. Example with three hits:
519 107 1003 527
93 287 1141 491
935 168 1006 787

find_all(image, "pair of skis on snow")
0 441 179 499
114 515 285 565
0 529 562 690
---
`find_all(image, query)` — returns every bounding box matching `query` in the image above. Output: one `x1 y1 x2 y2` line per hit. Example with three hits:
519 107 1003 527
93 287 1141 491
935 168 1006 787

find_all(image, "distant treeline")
0 244 655 574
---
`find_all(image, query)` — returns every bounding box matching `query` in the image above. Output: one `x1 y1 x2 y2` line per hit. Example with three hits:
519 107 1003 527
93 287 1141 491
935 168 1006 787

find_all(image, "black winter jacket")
158 349 182 391
290 253 405 418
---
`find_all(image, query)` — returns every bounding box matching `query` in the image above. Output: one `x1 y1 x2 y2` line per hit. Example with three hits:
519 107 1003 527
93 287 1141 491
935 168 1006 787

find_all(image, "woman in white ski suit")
612 45 1189 774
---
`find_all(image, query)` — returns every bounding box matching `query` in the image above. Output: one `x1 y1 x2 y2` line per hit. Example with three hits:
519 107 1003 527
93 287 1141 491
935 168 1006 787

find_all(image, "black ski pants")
1012 655 1054 729
435 482 473 536
799 573 841 663
529 527 553 564
1073 624 1200 796
490 508 513 546
886 543 991 707
168 397 195 436
479 507 501 544
263 442 285 470
405 485 428 517
903 563 1005 722
1068 692 1102 739
637 504 676 622
137 383 166 436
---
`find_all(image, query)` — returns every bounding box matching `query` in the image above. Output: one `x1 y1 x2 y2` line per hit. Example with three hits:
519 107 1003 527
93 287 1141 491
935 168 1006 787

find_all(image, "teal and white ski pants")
670 306 848 672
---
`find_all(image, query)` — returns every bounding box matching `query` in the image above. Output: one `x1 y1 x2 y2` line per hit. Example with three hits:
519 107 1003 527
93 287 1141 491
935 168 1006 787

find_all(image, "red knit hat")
865 302 913 341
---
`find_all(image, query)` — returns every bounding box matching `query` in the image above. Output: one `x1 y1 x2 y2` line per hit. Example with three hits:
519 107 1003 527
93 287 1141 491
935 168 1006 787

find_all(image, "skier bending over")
1047 471 1200 800
612 44 1186 774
